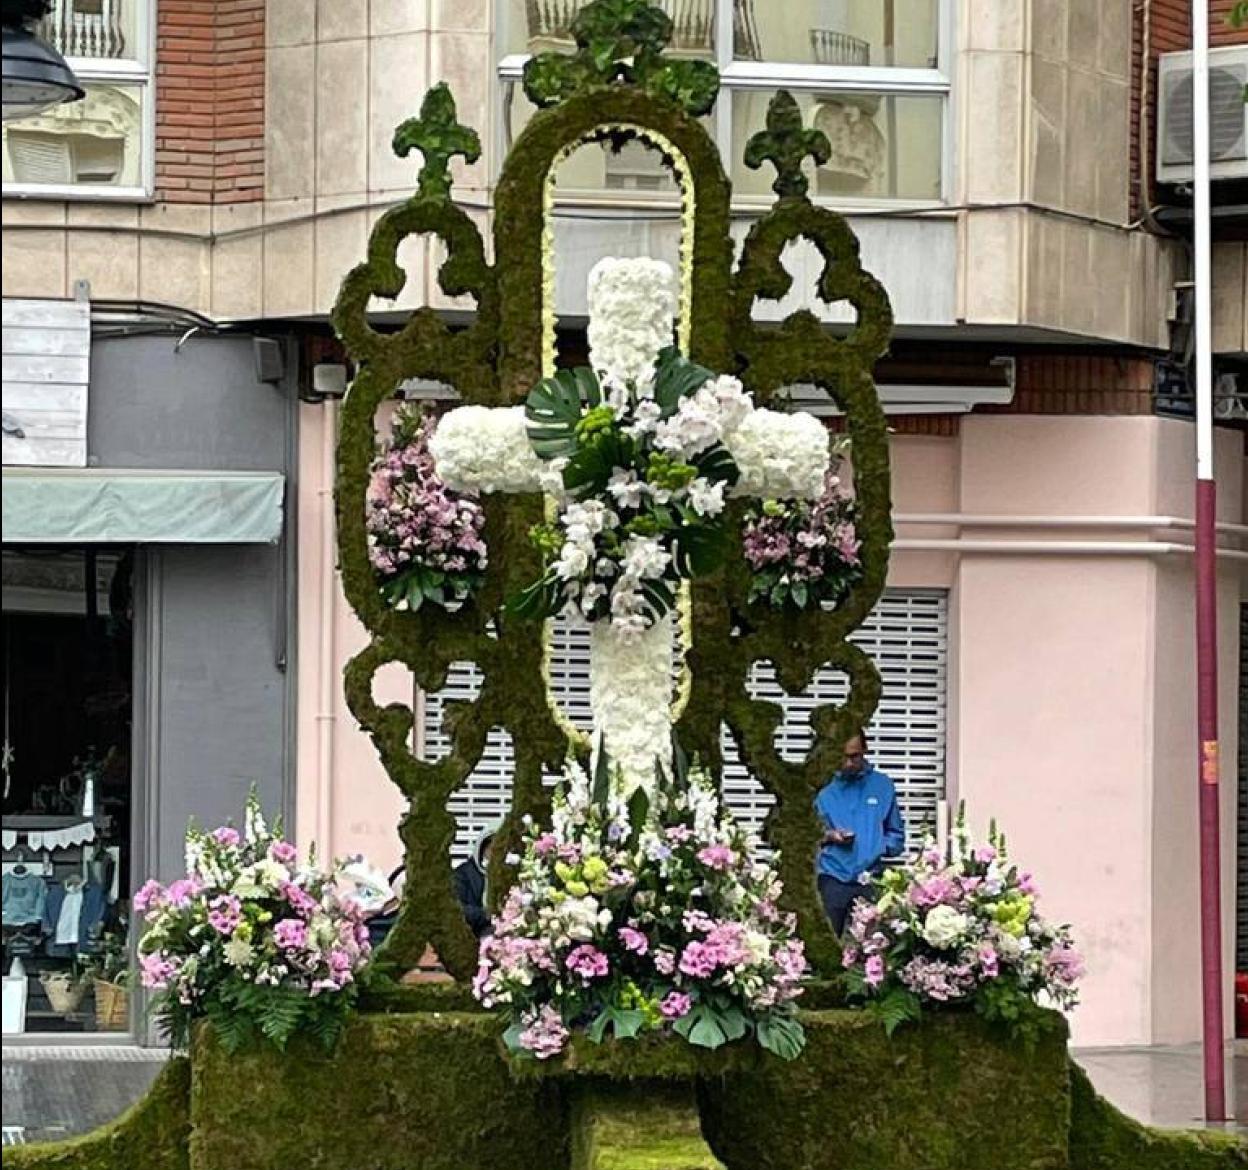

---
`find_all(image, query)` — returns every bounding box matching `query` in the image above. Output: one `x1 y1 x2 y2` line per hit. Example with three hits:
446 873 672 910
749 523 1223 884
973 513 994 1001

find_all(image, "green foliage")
392 83 482 200
570 1082 723 1170
1230 2 1248 29
522 0 720 117
743 91 832 199
3 1059 190 1170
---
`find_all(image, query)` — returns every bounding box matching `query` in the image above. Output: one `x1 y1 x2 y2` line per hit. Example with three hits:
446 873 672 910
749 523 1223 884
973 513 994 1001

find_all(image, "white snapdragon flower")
607 469 646 510
686 477 725 518
623 399 662 439
620 535 670 580
921 905 970 949
653 389 722 458
537 456 570 499
429 406 546 494
554 542 591 581
708 374 754 433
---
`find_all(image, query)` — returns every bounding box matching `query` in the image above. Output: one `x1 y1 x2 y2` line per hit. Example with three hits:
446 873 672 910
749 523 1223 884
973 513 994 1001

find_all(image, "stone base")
6 1008 1246 1170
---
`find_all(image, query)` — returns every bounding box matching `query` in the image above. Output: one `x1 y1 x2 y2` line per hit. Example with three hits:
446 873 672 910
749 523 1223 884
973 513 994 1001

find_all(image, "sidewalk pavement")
1074 1041 1248 1134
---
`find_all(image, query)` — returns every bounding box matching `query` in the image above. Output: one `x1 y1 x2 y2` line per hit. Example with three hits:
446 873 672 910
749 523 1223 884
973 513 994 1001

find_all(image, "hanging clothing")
42 880 107 953
1 871 47 926
54 885 84 945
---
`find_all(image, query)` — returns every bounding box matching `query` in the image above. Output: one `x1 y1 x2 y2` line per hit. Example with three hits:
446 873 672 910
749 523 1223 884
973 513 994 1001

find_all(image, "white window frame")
2 0 156 201
497 0 955 210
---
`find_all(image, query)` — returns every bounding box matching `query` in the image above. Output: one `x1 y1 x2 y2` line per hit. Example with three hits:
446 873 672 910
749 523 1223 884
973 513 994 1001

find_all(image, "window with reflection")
498 0 949 204
2 0 152 197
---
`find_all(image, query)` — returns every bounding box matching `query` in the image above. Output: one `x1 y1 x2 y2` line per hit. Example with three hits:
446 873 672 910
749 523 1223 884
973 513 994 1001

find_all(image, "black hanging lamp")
2 0 84 122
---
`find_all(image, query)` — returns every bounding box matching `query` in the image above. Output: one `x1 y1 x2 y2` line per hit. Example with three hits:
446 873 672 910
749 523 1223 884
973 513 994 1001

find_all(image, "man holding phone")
814 728 906 934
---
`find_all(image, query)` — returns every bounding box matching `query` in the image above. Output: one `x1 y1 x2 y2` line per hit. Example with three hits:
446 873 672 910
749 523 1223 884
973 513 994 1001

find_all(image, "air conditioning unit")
1157 46 1248 184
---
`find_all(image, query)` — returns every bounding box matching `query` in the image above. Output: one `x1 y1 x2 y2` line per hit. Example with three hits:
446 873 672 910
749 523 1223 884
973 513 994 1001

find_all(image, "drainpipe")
1190 0 1225 1125
316 401 339 858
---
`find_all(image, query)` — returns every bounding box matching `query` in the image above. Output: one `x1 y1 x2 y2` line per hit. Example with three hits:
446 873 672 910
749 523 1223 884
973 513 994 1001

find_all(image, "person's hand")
823 828 854 846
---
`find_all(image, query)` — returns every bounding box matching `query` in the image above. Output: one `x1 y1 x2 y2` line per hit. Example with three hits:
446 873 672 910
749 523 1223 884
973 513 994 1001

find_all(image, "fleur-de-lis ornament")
392 83 482 200
743 90 832 199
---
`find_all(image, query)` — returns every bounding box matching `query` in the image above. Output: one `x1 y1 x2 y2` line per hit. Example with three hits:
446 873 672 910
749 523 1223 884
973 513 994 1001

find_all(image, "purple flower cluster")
134 792 371 1051
741 471 862 610
842 811 1083 1037
366 406 487 612
472 763 808 1062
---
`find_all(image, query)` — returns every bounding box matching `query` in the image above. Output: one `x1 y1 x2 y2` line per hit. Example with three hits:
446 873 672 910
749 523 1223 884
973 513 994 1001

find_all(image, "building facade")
2 0 1246 1048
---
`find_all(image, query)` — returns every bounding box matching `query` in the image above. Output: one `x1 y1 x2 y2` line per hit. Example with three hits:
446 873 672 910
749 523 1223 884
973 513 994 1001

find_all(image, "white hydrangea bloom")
589 612 675 797
725 409 830 500
921 905 970 949
586 257 678 389
428 405 545 494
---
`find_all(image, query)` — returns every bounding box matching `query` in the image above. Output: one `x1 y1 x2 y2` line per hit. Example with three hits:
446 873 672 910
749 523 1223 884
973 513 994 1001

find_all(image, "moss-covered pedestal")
8 1007 1246 1170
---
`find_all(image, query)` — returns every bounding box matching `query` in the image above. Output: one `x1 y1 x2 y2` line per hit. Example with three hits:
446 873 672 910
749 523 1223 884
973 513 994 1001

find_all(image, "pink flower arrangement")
842 806 1083 1044
741 471 863 610
366 405 488 613
472 757 808 1062
135 791 370 1052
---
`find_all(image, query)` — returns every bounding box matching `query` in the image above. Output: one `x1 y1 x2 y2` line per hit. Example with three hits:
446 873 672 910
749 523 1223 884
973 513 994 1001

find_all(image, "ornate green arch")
331 0 895 983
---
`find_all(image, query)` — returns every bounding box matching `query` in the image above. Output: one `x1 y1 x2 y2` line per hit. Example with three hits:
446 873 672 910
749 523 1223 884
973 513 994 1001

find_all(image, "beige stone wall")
1213 242 1248 355
957 0 1181 348
0 0 1199 348
1 0 493 320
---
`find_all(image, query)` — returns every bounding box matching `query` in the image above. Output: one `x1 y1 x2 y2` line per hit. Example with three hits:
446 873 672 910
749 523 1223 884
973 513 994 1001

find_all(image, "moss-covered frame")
331 0 894 982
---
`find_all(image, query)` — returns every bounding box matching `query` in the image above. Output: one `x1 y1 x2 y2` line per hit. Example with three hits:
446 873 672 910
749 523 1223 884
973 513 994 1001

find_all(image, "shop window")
1 0 152 198
2 549 134 1038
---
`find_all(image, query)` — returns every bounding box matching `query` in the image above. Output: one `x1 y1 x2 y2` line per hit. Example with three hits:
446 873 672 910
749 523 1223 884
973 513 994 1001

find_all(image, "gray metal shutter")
431 589 949 861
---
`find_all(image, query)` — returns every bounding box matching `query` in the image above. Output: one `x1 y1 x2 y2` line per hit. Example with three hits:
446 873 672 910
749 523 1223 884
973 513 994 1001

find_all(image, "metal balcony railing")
809 28 870 68
526 0 761 61
38 0 127 61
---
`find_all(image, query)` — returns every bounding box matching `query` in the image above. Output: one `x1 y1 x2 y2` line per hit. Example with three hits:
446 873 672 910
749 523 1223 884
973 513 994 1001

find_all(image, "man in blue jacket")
814 729 906 934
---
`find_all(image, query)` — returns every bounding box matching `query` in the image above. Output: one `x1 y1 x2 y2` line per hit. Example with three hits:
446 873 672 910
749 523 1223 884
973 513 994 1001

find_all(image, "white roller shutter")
430 590 949 861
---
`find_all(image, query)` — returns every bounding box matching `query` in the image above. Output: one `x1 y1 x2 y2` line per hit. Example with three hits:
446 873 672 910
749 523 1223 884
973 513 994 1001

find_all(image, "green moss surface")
570 1083 723 1170
16 1009 1244 1170
4 1058 190 1170
188 1013 566 1170
1068 1061 1247 1169
699 1009 1071 1170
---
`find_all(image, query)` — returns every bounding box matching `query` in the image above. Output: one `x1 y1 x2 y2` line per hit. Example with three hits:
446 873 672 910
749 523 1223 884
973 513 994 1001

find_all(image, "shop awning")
1 468 285 544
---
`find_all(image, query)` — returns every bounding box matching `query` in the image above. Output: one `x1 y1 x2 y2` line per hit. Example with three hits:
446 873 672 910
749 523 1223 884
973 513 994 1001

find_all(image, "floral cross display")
428 257 833 796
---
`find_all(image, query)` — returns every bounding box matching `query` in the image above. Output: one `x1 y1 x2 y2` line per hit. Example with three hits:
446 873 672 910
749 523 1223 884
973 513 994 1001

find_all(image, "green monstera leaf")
525 367 602 459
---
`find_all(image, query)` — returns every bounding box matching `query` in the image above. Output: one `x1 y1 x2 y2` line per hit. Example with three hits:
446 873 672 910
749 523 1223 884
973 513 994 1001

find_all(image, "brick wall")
1130 0 1248 217
155 0 264 204
983 354 1156 416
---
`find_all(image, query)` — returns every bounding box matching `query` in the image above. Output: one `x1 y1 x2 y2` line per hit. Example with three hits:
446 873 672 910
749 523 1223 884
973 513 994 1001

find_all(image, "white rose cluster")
428 405 545 495
728 409 830 501
589 612 676 796
586 256 679 392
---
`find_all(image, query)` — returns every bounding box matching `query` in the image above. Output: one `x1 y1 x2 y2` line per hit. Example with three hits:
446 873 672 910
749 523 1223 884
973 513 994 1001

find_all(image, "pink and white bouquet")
842 807 1083 1044
741 470 862 610
472 756 808 1061
367 404 488 613
135 792 371 1052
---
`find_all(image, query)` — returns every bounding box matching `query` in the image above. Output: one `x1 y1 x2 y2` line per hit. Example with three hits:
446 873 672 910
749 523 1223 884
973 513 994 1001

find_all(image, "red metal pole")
1195 477 1226 1122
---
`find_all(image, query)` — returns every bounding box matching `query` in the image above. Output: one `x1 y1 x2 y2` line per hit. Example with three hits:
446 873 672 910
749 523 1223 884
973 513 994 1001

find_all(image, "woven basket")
40 972 88 1015
93 979 128 1031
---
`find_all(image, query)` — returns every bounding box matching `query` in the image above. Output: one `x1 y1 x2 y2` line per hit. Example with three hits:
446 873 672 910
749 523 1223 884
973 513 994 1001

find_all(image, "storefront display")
1 549 133 1034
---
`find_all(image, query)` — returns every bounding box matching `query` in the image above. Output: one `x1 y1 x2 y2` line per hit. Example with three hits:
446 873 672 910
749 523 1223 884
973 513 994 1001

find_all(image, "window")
499 0 952 204
2 0 153 198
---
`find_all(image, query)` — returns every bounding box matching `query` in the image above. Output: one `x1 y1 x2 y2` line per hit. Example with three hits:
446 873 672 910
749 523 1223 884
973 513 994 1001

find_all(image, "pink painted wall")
294 404 1246 1046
